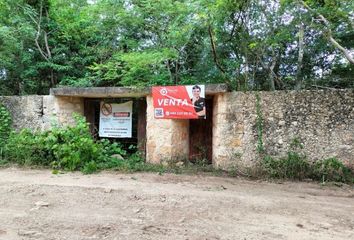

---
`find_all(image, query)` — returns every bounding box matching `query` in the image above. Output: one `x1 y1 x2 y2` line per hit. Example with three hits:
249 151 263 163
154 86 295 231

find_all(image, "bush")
262 137 311 180
2 114 157 174
82 161 98 174
312 158 354 183
48 116 103 171
3 115 127 172
5 129 54 165
263 152 310 180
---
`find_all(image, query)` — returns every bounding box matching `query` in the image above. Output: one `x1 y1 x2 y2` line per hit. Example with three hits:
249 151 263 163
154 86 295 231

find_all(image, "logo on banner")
160 88 168 96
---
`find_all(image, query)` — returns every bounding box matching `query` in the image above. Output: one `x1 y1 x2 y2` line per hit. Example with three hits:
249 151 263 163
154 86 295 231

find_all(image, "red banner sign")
152 85 206 119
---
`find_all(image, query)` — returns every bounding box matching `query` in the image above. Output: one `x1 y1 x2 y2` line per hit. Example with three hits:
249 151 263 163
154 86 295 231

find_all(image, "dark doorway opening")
84 98 147 157
189 97 213 164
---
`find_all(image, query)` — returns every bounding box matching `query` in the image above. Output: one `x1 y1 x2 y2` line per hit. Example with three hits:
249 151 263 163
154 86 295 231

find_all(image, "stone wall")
213 90 354 170
53 96 84 126
0 95 84 131
0 96 44 130
1 90 353 170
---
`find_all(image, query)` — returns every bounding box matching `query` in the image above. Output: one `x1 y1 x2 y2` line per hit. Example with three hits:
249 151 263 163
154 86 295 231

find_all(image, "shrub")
312 158 354 183
82 161 98 174
5 129 53 165
3 115 127 172
113 152 145 172
263 151 310 180
99 139 126 160
48 116 103 171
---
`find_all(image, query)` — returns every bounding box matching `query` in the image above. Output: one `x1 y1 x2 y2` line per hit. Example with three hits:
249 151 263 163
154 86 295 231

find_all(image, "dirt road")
0 168 353 240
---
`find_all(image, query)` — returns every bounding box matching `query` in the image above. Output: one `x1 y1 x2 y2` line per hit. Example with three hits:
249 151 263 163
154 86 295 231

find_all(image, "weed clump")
260 138 354 183
263 152 310 180
311 158 353 183
262 155 354 183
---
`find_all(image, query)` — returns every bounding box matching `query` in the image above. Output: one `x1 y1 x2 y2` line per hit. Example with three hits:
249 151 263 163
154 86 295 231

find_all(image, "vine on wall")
255 93 264 153
0 104 12 149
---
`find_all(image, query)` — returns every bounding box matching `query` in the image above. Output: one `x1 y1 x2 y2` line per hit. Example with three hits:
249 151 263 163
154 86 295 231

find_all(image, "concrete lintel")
50 84 229 98
50 87 150 98
204 84 229 95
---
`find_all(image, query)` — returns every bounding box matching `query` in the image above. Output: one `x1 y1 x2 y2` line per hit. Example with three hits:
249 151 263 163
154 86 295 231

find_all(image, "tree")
0 0 353 95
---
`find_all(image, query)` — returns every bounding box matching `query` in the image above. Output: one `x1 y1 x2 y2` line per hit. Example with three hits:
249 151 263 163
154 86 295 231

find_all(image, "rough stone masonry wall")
0 96 44 130
213 90 354 170
0 95 84 131
43 96 84 129
2 90 353 170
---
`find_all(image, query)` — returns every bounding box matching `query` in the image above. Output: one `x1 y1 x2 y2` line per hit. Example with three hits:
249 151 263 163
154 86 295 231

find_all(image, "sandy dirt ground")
0 167 353 240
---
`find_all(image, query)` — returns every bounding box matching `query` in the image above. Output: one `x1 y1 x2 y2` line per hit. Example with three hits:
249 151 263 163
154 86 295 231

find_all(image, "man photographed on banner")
191 85 206 119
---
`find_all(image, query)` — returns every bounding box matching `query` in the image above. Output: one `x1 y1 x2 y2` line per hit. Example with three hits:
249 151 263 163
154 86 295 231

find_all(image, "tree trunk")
50 69 55 87
165 60 174 83
208 25 226 74
269 56 277 91
295 22 305 90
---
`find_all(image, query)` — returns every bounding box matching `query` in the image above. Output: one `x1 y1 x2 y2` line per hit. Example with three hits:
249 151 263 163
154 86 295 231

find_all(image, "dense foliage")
1 113 167 174
3 115 128 172
0 0 353 94
263 154 354 183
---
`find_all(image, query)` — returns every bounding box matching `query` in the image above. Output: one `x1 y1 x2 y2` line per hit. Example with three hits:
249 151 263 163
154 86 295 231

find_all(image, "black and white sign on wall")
99 101 133 138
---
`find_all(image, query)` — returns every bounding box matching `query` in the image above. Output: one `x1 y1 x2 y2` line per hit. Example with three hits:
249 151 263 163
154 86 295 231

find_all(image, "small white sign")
99 101 133 138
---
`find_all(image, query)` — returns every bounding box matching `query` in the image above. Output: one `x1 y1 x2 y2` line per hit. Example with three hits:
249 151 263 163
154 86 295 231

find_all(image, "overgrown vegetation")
263 153 310 180
1 114 151 174
312 158 354 183
263 155 354 183
0 107 221 175
0 104 11 164
261 138 354 183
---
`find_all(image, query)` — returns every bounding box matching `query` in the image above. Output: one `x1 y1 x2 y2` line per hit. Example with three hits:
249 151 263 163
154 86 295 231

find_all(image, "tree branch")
301 1 354 65
208 25 226 74
327 36 354 64
44 8 52 59
44 31 51 59
296 22 305 90
35 3 50 61
165 60 174 83
23 1 51 62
